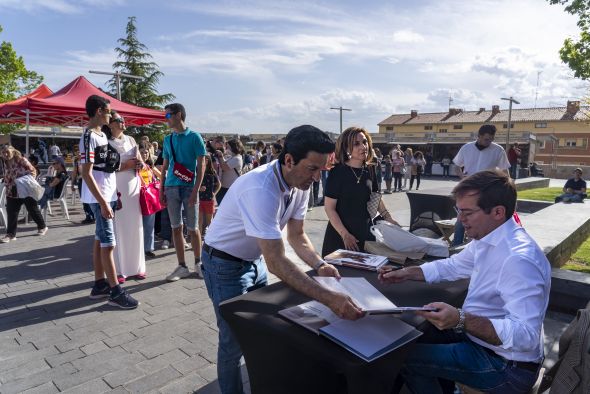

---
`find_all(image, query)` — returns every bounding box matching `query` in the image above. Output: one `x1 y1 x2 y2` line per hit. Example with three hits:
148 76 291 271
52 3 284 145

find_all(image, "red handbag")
139 168 164 216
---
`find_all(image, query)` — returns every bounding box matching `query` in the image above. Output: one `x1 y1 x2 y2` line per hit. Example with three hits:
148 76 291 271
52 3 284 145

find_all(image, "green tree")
0 25 44 134
549 0 590 79
110 17 173 143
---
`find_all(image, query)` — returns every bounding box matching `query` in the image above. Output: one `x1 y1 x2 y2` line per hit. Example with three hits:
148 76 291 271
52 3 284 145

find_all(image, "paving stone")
0 342 37 361
197 364 218 383
137 349 189 373
20 381 60 394
0 358 50 383
123 366 181 393
103 332 137 348
158 371 208 393
55 330 108 353
171 354 211 375
0 363 77 394
103 365 146 388
45 349 86 368
81 340 109 355
61 377 111 393
55 353 144 391
0 345 58 372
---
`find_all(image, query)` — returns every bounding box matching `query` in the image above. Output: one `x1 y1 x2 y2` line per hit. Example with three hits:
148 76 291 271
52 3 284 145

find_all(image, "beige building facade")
376 101 590 177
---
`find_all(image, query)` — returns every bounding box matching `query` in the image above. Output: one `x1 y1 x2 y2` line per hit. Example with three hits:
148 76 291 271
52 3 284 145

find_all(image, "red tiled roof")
379 106 590 126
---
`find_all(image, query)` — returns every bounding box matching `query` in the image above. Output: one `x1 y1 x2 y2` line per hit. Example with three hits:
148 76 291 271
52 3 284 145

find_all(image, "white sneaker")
161 240 170 250
37 227 48 236
166 265 190 282
1 235 16 243
195 262 203 279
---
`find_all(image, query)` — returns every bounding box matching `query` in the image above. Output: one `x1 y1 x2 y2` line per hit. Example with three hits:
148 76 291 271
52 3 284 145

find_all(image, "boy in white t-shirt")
80 95 138 309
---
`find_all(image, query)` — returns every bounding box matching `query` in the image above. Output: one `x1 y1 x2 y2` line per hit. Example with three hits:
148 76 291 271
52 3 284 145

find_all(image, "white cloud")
392 30 424 43
0 0 125 14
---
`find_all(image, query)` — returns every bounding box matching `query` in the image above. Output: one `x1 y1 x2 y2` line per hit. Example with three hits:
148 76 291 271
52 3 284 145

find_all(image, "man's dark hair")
279 125 335 165
164 103 186 121
478 124 497 136
452 169 516 220
85 95 110 118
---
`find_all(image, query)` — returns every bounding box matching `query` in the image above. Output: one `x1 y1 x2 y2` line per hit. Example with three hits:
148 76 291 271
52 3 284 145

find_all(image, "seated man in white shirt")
380 169 551 394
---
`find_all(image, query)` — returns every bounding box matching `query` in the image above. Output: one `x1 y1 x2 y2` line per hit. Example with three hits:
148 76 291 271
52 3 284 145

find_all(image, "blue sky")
0 0 584 134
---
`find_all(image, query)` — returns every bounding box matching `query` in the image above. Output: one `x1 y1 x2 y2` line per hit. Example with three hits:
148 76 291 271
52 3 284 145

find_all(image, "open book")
323 249 389 271
278 277 423 362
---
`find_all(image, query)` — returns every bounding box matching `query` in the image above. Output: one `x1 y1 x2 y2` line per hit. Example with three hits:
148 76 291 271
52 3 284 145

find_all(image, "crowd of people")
0 93 583 394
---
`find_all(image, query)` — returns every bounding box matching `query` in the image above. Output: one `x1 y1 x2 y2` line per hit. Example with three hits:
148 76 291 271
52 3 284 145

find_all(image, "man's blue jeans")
401 330 539 394
201 249 268 394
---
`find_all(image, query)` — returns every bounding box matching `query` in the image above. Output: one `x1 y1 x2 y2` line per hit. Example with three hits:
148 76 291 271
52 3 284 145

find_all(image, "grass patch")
518 187 563 202
564 234 590 273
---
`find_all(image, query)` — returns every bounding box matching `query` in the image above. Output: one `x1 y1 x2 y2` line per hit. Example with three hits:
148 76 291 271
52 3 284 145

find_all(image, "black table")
406 186 457 235
219 267 468 394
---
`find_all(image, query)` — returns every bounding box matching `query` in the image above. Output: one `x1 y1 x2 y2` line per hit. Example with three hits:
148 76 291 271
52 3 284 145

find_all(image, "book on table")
278 277 423 362
323 249 389 271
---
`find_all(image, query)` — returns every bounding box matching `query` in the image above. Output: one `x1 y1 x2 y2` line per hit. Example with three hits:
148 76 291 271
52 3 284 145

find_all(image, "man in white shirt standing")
202 125 364 394
380 170 550 394
451 124 510 245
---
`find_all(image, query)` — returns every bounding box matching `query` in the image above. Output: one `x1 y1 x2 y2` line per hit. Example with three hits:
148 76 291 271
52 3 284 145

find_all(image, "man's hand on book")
327 292 364 320
415 302 458 330
317 263 341 279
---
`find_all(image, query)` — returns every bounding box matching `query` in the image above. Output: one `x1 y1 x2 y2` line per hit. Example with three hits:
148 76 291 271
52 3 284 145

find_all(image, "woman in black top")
322 127 399 256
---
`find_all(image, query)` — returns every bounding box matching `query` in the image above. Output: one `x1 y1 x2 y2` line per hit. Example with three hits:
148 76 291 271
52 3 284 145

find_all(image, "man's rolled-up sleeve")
420 243 475 283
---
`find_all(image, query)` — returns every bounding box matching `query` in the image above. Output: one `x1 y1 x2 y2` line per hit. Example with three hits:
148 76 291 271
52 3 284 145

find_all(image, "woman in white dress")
105 111 146 282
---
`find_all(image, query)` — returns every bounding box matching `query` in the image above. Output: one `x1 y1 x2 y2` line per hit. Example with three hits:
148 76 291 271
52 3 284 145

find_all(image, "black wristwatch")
453 308 466 333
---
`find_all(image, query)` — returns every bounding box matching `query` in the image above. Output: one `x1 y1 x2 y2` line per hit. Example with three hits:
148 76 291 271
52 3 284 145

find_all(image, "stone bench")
521 201 590 267
514 177 550 191
520 201 590 314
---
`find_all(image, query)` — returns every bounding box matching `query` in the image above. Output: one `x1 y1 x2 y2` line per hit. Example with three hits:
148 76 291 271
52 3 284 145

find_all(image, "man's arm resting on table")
286 218 340 278
257 238 363 320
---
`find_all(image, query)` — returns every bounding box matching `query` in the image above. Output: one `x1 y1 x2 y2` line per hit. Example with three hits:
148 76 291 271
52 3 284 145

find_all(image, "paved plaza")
0 177 574 393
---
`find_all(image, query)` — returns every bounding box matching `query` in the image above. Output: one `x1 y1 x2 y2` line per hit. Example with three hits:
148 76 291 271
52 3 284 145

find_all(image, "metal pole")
501 97 520 151
506 99 513 151
25 109 30 156
115 72 121 100
330 106 351 133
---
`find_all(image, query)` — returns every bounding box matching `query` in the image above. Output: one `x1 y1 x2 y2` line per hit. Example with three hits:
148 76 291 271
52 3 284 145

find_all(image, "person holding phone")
379 170 550 394
106 111 146 283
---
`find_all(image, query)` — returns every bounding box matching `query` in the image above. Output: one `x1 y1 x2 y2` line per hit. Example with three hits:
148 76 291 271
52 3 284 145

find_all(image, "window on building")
535 122 547 128
424 125 433 130
559 138 587 147
538 140 546 149
385 126 393 131
503 123 515 129
438 129 448 133
453 124 463 130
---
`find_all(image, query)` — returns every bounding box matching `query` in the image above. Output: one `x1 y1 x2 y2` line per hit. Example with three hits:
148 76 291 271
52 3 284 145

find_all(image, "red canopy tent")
0 84 54 110
0 76 165 126
0 76 166 153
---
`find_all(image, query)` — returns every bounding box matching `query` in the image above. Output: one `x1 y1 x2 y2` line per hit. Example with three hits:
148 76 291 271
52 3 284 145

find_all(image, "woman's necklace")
349 164 365 184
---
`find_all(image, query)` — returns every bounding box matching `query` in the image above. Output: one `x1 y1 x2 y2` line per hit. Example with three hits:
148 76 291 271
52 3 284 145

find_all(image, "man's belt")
203 243 250 263
482 346 540 373
510 360 540 373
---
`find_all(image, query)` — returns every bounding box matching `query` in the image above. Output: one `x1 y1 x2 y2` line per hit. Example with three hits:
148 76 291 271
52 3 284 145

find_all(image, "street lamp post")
330 106 352 133
500 96 520 151
89 70 144 100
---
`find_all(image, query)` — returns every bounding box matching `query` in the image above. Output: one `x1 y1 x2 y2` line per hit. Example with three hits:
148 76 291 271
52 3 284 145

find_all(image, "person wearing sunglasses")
380 170 550 394
104 110 146 284
160 103 207 282
79 95 138 310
